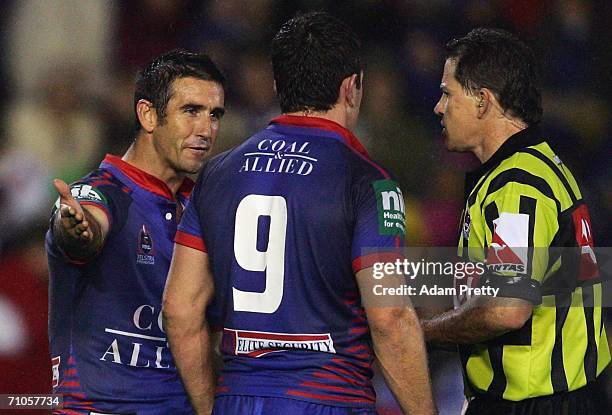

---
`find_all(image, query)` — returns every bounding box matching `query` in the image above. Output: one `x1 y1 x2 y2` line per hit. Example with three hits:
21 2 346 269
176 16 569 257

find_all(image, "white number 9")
233 194 287 313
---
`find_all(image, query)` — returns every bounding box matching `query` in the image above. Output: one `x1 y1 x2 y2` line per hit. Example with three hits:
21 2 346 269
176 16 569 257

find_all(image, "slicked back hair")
446 28 543 125
271 12 362 114
133 50 225 131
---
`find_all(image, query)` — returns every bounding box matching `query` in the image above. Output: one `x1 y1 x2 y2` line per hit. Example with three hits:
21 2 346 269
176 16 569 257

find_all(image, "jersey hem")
215 391 376 409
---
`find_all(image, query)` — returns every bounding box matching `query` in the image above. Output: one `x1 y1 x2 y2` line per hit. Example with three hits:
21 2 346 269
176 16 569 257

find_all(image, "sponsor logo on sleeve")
462 210 471 241
373 180 405 236
571 204 599 280
485 212 529 273
51 356 61 388
70 184 107 204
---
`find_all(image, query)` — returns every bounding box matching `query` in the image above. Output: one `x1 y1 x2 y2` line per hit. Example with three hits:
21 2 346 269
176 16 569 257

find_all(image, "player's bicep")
352 178 405 273
163 244 214 324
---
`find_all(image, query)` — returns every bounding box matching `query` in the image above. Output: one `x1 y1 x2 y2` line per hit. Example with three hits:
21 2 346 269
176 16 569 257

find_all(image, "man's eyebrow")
180 103 204 110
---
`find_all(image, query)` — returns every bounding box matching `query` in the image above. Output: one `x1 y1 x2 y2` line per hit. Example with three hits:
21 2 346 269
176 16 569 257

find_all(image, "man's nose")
196 115 212 138
433 98 444 117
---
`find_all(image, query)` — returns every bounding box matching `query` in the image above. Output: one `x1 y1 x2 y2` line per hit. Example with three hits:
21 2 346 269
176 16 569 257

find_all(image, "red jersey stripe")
175 230 207 252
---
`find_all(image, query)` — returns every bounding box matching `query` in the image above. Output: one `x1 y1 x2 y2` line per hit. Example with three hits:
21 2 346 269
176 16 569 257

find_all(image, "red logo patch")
571 205 599 281
487 227 524 265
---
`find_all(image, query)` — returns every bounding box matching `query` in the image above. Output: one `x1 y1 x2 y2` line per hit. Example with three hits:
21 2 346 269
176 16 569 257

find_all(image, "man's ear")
136 99 157 133
476 88 496 117
343 74 359 108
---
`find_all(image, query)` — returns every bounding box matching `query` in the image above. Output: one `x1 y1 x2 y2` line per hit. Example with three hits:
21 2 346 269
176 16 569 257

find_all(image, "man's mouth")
185 142 211 154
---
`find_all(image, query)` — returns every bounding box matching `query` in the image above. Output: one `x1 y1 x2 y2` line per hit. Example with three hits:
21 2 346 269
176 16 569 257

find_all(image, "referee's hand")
53 178 93 243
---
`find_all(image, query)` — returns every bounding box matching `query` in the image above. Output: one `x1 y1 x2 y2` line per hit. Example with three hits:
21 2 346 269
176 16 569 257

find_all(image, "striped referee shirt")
456 126 610 400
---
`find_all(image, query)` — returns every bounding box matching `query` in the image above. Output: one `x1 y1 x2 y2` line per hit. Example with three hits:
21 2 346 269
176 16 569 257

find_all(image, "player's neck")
122 140 186 196
284 106 351 130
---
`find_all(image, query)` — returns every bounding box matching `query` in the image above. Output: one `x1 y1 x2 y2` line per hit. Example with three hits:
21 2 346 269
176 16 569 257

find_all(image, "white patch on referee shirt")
486 212 529 273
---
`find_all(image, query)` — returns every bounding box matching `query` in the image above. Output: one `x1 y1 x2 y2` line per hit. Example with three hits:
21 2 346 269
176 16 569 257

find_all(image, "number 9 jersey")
176 115 405 409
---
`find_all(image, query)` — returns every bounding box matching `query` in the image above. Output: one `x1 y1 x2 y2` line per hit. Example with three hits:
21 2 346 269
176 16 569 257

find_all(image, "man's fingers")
54 179 73 202
59 204 80 220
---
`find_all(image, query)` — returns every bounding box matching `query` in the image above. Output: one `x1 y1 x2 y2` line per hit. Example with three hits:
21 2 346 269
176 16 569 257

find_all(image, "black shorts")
465 379 609 415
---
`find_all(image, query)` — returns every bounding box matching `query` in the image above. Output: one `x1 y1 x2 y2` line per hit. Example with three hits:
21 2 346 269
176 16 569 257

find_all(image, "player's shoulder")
336 143 396 184
197 148 237 184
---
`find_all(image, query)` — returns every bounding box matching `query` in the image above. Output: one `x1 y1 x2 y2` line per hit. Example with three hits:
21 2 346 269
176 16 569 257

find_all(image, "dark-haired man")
423 28 610 414
47 50 225 414
164 11 435 415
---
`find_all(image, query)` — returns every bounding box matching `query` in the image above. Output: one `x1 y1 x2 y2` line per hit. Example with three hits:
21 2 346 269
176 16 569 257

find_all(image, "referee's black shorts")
465 377 609 415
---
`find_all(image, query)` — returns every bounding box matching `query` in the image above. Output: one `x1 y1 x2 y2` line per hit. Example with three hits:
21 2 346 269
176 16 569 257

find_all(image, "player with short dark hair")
47 49 225 414
271 11 362 113
164 11 436 415
423 28 610 414
133 50 225 132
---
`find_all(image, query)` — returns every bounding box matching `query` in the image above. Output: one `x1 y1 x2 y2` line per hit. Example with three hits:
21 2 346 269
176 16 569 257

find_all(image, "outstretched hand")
53 179 93 243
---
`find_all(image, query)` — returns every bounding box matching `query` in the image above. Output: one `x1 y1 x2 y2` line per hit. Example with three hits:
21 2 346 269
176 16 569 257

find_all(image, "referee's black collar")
465 126 545 193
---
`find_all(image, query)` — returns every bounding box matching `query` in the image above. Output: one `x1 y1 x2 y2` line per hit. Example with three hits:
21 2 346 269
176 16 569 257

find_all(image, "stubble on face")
436 59 480 154
154 77 225 176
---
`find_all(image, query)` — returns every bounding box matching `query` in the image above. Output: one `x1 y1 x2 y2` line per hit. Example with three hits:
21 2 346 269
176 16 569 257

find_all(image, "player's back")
178 116 404 408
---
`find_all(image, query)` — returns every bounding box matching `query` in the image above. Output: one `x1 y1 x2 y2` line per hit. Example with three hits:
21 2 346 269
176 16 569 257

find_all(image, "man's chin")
181 160 206 175
443 135 470 153
443 136 456 152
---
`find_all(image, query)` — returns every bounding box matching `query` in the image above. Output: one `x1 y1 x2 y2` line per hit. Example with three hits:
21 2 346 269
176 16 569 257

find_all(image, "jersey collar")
102 154 194 200
466 126 545 192
269 115 369 157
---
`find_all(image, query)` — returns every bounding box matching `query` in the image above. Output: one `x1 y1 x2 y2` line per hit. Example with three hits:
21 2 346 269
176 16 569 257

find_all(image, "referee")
421 28 610 414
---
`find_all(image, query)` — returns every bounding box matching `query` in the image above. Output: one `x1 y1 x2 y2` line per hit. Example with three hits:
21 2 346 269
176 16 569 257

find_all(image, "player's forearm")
165 315 215 415
421 301 519 344
371 307 437 415
52 209 104 260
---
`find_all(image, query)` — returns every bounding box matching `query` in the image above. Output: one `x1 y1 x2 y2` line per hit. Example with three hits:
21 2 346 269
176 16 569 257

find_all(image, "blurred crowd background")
0 1 609 413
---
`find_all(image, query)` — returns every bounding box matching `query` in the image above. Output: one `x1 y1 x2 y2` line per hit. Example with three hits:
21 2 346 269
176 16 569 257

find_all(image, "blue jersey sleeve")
176 171 207 252
51 170 131 263
67 182 113 226
351 176 406 272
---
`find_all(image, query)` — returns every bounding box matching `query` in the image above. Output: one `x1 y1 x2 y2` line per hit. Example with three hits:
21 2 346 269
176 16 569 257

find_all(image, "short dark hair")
271 12 362 113
445 28 543 125
133 50 225 131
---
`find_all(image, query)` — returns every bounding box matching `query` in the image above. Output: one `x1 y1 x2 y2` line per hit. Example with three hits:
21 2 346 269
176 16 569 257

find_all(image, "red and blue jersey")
46 155 194 414
176 116 406 409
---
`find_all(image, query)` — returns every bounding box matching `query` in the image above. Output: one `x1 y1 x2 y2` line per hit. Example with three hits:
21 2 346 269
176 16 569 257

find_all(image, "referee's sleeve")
480 183 558 304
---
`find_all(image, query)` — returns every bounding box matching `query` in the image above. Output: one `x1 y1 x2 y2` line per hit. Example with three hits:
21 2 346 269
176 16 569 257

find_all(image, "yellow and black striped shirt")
457 126 610 401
